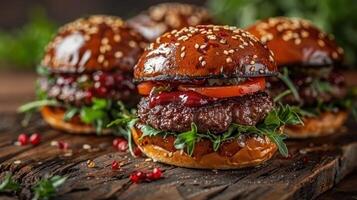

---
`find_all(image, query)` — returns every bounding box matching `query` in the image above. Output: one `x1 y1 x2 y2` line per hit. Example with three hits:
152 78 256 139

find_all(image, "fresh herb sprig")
32 175 67 200
138 104 302 157
0 174 20 193
277 68 301 102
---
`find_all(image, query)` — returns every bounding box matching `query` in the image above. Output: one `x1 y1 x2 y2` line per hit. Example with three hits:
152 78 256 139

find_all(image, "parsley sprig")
138 104 302 157
0 173 20 193
32 175 67 200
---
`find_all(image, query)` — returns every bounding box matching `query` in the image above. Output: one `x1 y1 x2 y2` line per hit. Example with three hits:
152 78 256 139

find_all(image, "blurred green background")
0 0 356 70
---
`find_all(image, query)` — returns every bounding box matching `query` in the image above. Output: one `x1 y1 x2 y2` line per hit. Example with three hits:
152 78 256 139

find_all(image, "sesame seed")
194 43 199 49
223 50 229 55
101 38 109 44
228 49 234 54
294 38 301 45
207 35 217 40
220 39 227 44
128 40 137 48
199 56 204 61
180 52 186 58
97 55 104 63
200 44 207 49
201 61 206 66
114 34 121 42
318 40 325 47
250 60 255 65
332 52 338 59
226 57 232 63
253 55 258 59
181 46 186 51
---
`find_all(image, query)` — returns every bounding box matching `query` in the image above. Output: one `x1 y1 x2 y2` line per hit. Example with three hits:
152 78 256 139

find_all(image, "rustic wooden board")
0 113 356 200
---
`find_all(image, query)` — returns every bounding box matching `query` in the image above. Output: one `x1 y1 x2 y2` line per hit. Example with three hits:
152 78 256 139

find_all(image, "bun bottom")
285 111 347 138
41 106 111 135
132 126 277 169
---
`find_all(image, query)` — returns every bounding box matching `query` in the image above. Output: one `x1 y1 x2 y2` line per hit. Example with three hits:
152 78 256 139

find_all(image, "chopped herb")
32 175 67 200
17 99 59 113
277 68 301 102
273 90 292 102
63 108 78 121
0 173 20 192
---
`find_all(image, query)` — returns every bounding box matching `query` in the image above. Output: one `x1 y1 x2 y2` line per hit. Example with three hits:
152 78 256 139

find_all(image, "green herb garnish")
277 68 301 102
0 173 20 192
138 104 302 157
32 175 66 200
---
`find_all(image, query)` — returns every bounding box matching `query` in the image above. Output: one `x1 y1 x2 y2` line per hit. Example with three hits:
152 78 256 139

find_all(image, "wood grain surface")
0 113 356 200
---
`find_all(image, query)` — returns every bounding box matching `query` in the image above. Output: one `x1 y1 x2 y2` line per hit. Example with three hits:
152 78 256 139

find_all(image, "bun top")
246 17 344 67
128 3 213 41
41 15 147 73
134 25 277 82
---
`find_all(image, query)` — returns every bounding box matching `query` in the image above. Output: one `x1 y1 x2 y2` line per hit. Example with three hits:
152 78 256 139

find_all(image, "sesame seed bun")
134 25 277 82
284 111 347 138
41 106 112 135
131 126 277 169
128 3 213 41
246 17 344 67
41 15 147 73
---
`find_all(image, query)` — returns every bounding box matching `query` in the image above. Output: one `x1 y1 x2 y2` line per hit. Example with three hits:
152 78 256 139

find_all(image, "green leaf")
79 107 105 124
63 108 78 121
91 98 108 110
174 123 198 156
0 173 20 192
266 132 288 157
32 175 66 200
139 124 163 138
277 68 301 102
17 99 58 113
273 90 292 102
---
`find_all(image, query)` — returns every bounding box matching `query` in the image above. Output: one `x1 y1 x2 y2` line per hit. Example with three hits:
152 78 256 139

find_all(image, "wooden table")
0 70 356 200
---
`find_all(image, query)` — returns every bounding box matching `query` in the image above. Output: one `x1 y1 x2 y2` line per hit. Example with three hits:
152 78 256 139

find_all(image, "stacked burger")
130 25 301 169
247 17 352 138
19 15 146 134
128 3 214 41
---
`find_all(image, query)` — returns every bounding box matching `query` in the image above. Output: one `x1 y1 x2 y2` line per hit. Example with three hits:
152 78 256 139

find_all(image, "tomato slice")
178 78 266 98
137 82 155 95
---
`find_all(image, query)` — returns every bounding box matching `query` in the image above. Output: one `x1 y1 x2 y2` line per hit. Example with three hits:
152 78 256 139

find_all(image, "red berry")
95 86 108 97
112 137 125 148
29 133 41 146
134 147 142 157
18 133 29 146
116 140 128 152
58 141 69 150
146 172 154 181
111 161 120 170
151 167 162 180
84 89 94 103
130 171 146 184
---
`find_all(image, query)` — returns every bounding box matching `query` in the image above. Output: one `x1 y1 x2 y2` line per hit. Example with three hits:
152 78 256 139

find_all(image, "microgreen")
0 173 20 193
32 175 67 200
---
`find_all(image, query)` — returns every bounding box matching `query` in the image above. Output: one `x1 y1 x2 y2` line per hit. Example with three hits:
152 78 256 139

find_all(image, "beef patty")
137 92 273 134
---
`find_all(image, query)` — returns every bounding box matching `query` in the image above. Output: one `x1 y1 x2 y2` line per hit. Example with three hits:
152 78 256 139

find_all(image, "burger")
19 15 147 134
246 17 351 138
128 25 301 169
127 3 213 42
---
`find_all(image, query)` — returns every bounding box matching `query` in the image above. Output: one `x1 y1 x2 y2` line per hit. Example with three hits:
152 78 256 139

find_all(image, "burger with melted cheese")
128 25 301 169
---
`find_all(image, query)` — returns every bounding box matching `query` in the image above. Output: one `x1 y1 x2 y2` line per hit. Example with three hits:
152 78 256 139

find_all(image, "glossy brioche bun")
131 126 277 169
285 111 347 138
41 15 147 73
41 106 111 135
134 25 277 82
246 17 344 67
128 3 213 41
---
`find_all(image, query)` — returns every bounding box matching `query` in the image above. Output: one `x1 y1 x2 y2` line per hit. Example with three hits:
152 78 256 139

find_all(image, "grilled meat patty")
137 92 273 134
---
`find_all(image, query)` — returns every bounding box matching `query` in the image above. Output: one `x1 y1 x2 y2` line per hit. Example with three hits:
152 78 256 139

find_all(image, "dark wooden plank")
0 113 356 200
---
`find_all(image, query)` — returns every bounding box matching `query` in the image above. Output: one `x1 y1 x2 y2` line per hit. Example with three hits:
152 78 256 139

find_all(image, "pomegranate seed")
151 167 162 180
29 133 41 146
95 86 108 97
18 133 29 146
84 89 94 103
111 161 120 170
112 137 125 148
130 171 146 184
116 140 128 152
134 147 142 157
58 141 69 150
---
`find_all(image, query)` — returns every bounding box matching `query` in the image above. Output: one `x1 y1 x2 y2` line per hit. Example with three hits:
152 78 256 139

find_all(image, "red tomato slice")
137 82 155 96
178 78 266 98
